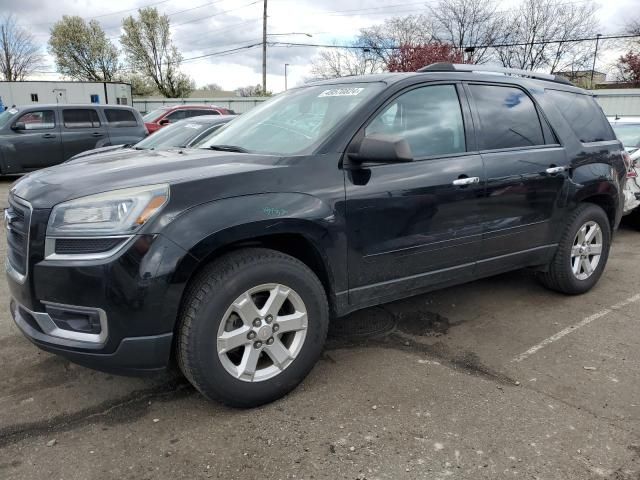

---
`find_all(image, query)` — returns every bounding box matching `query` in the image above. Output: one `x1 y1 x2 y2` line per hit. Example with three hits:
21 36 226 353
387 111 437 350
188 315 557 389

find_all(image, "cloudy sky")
1 0 638 93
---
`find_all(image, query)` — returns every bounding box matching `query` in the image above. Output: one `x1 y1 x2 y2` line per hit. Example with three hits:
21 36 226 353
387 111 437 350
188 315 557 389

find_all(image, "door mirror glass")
354 133 413 163
11 122 26 131
159 118 170 126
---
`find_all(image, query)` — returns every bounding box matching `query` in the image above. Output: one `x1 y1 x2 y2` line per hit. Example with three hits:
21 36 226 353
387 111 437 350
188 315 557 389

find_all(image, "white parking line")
512 293 640 363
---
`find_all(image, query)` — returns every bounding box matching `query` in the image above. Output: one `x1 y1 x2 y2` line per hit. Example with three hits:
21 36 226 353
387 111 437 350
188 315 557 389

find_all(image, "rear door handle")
546 166 566 174
92 132 103 137
42 133 56 139
452 176 480 186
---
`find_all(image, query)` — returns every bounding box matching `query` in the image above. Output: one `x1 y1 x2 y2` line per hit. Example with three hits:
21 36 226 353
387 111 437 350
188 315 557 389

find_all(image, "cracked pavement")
0 177 639 479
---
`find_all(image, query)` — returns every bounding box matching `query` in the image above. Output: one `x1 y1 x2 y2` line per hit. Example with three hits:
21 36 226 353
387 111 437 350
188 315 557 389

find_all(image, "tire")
177 248 329 407
537 203 611 295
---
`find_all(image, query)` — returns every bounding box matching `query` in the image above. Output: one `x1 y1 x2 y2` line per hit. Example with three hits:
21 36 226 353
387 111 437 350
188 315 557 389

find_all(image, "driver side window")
17 110 56 130
365 85 466 158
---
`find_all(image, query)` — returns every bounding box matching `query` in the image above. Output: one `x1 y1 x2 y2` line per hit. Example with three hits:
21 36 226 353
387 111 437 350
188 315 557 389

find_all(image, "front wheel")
537 203 611 295
177 248 329 407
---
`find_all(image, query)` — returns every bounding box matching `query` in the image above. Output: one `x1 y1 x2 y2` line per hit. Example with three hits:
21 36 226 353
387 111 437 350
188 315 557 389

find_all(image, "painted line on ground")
512 292 640 363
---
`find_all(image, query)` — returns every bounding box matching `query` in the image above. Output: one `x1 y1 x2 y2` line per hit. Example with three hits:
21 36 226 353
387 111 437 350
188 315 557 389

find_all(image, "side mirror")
351 134 413 164
158 119 170 126
11 122 26 131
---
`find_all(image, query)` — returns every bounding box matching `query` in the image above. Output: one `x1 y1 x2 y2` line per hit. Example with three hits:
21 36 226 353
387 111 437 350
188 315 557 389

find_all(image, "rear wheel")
177 248 328 407
537 203 611 295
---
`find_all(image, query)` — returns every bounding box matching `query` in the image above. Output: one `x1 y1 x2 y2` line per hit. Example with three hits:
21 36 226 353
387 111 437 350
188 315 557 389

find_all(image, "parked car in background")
8 64 627 407
69 115 234 161
0 104 146 174
142 105 235 134
608 116 640 228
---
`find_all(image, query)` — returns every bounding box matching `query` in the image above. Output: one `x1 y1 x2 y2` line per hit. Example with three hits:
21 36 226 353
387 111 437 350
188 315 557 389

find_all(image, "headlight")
47 184 169 237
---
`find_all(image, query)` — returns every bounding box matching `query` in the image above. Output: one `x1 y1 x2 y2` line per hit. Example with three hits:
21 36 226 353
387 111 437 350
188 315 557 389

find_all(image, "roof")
303 70 582 91
8 103 136 110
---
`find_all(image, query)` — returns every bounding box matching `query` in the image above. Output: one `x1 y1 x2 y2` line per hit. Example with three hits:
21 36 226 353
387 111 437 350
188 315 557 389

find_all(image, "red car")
142 105 235 134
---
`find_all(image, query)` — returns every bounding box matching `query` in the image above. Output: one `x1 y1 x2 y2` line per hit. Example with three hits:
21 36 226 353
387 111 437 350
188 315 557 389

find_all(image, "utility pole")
590 33 602 88
285 63 289 90
262 0 268 95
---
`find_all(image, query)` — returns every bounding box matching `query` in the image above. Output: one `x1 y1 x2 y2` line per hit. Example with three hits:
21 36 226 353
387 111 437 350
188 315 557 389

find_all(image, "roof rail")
417 63 573 86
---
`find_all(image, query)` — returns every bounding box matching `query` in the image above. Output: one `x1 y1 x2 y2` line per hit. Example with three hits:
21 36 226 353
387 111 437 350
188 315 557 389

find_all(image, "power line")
173 1 262 27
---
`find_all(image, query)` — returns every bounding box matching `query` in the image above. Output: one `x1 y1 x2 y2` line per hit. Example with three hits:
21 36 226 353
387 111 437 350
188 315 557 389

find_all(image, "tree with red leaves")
617 51 640 86
386 43 464 72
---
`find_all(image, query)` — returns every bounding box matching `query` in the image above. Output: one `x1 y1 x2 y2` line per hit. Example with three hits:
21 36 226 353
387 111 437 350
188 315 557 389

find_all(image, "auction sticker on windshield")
318 88 364 97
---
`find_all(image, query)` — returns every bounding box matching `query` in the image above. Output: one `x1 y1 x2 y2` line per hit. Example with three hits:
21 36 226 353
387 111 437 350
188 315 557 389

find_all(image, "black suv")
0 104 146 173
7 64 626 407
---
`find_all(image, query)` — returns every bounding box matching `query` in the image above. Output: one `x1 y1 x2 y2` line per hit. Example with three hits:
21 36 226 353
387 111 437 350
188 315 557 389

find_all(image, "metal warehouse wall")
132 97 268 114
592 89 640 117
0 81 132 107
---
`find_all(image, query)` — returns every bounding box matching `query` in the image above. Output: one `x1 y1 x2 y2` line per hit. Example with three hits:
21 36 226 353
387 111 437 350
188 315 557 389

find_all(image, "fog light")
45 304 103 335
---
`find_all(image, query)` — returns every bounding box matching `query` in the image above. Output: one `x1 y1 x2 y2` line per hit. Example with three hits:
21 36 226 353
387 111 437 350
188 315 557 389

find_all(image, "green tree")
120 8 193 98
235 84 272 97
48 16 120 81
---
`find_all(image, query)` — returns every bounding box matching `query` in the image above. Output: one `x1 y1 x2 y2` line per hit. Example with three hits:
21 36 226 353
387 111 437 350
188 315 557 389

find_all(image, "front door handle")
42 133 56 139
452 176 480 186
546 166 566 175
92 132 103 137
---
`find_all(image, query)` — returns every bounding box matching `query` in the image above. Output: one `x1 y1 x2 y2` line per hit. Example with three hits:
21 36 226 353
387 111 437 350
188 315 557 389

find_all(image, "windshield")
191 123 228 147
612 123 640 150
199 83 384 155
0 108 18 129
142 107 169 123
135 120 216 149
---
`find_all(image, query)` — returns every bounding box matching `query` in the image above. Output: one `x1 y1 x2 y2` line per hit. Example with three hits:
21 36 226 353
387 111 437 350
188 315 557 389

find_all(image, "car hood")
12 148 284 208
68 145 131 161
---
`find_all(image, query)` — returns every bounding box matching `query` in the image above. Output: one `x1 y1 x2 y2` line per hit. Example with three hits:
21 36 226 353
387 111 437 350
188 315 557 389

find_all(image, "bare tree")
0 15 44 81
495 0 599 72
427 0 505 64
357 15 436 66
310 44 382 80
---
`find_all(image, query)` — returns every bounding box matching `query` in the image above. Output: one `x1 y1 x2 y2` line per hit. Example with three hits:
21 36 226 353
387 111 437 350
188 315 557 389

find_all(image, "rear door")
465 83 568 274
345 83 485 306
60 107 108 159
104 108 145 145
0 109 63 171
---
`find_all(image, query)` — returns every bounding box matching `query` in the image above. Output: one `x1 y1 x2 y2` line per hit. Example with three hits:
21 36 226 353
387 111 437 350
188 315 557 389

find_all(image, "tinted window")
105 109 138 127
547 90 616 143
135 121 211 149
142 108 169 122
166 110 187 121
365 84 466 158
187 110 215 118
469 85 544 150
17 110 55 130
63 109 101 129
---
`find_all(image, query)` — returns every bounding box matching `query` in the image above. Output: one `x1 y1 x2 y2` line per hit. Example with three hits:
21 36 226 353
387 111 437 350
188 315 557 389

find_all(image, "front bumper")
7 228 195 375
11 299 173 374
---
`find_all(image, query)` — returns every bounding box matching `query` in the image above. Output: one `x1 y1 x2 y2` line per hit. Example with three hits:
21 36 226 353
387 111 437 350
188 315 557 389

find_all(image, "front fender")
159 192 346 295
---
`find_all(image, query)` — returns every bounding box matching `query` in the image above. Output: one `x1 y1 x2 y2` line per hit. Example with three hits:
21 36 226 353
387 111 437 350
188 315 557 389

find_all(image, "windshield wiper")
208 144 249 153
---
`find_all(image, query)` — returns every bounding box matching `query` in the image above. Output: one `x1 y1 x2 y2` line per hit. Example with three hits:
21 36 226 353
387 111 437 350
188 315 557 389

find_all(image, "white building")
0 81 132 108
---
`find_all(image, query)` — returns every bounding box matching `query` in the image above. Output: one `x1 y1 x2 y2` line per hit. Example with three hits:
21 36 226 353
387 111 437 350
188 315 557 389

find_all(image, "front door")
464 83 569 275
345 83 485 307
1 109 63 172
60 107 108 160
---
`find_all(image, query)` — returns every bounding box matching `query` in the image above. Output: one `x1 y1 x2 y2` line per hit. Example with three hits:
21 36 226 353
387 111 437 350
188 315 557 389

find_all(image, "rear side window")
105 109 138 127
187 109 216 118
63 109 100 129
546 90 615 143
469 85 545 150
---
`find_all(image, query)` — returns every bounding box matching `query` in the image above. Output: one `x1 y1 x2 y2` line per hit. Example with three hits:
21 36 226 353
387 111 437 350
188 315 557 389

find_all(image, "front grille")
54 237 125 254
6 195 32 277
